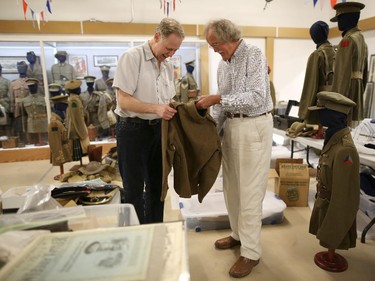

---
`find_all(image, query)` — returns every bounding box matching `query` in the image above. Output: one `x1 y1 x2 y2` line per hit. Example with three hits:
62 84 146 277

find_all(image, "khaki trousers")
222 113 273 260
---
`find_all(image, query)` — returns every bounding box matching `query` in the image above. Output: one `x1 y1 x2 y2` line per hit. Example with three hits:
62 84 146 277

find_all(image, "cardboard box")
274 159 309 207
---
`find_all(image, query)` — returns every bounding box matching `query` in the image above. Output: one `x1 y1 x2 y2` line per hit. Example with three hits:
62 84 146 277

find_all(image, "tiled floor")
1 142 375 280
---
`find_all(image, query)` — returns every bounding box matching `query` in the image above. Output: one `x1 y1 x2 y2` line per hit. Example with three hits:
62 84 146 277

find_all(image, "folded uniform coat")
161 101 222 202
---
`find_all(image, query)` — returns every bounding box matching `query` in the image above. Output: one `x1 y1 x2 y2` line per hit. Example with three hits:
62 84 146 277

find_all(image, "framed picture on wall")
170 55 181 79
69 55 88 79
93 55 118 67
0 56 26 74
369 54 375 82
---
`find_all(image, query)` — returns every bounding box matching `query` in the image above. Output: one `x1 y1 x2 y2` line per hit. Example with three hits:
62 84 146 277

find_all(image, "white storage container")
179 190 286 232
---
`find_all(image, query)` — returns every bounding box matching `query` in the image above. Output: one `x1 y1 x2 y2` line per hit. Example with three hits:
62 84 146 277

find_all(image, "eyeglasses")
208 41 225 49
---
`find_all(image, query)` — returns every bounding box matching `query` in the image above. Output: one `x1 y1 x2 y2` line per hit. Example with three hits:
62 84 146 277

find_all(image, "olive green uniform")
331 27 368 122
309 127 359 249
175 73 198 103
80 91 110 131
298 42 335 124
48 112 72 166
22 93 48 133
51 63 75 85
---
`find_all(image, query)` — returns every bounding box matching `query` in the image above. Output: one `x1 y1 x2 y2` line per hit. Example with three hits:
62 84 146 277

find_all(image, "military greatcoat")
298 42 335 124
309 127 360 249
331 27 368 122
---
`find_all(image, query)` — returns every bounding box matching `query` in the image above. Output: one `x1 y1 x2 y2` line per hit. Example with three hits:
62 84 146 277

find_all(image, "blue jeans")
116 118 164 224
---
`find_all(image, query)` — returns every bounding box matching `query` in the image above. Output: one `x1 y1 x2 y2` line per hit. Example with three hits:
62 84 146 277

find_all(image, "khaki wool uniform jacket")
161 101 222 202
298 42 335 124
80 91 110 130
22 93 48 133
65 94 90 154
9 78 29 118
175 73 198 103
0 76 10 113
331 27 368 122
51 63 75 85
48 112 72 166
309 128 360 249
27 62 44 95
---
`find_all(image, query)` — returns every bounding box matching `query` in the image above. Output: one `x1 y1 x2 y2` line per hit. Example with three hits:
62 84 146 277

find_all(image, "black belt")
119 116 161 125
225 111 270 119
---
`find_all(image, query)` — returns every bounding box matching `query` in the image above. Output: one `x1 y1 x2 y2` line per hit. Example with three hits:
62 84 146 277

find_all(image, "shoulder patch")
344 155 353 165
341 40 350 48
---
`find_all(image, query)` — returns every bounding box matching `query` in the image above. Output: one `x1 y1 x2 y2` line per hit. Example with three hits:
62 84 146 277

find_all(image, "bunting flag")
313 0 318 7
330 0 337 8
160 0 181 16
17 0 54 30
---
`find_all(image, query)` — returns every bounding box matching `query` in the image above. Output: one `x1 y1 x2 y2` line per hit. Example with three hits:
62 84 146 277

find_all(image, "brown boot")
214 236 241 249
229 256 259 278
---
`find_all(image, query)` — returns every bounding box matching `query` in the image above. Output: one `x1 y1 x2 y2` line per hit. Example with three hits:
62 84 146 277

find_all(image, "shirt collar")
143 41 155 61
226 39 245 63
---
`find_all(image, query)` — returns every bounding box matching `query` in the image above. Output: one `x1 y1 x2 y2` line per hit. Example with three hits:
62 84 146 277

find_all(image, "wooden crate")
1 137 19 149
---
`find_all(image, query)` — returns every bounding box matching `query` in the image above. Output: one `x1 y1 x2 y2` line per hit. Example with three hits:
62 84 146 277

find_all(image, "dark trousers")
116 118 164 224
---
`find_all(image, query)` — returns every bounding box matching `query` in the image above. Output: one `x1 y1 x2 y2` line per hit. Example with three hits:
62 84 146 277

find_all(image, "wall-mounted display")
68 55 88 79
93 55 118 67
0 56 26 74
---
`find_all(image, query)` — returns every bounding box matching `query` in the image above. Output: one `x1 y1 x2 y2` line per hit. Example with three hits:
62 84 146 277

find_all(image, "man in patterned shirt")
197 19 273 278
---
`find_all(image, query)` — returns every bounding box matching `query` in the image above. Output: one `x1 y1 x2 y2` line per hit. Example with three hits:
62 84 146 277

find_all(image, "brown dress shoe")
214 236 241 249
229 256 259 278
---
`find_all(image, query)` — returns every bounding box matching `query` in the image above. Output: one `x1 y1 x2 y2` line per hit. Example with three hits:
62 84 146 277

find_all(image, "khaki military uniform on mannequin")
175 61 198 103
0 67 11 128
26 51 44 96
95 65 111 92
330 2 368 122
51 51 75 86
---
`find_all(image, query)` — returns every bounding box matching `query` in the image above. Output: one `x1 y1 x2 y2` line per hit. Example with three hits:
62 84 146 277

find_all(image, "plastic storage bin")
179 190 286 232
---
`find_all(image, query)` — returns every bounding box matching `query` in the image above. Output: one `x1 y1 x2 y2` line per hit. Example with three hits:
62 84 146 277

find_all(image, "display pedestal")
314 249 348 272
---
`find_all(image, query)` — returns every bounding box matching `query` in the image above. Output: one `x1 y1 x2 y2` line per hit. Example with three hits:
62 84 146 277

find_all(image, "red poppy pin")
341 40 350 47
344 155 353 165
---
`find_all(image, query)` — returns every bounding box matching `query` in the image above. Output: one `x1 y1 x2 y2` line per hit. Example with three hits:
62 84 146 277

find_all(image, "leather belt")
225 111 270 119
119 116 161 125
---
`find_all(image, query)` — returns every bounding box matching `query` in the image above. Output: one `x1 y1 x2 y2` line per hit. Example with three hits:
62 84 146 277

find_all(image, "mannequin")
65 80 90 167
51 51 75 86
80 75 110 138
308 91 359 272
0 64 11 136
298 21 335 139
48 83 72 179
95 65 110 91
174 60 198 103
26 51 44 95
22 78 48 146
330 2 368 124
9 61 30 146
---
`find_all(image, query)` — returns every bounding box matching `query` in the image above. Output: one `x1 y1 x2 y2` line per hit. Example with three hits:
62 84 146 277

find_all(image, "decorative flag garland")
311 0 347 8
18 0 53 30
160 0 181 17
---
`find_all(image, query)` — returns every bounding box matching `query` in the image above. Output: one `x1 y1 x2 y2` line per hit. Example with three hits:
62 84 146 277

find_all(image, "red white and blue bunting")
160 0 181 17
17 0 53 30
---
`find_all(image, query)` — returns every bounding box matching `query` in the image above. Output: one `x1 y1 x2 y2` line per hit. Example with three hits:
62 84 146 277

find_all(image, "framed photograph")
93 55 118 67
369 54 375 82
69 55 88 79
0 56 26 74
170 55 181 79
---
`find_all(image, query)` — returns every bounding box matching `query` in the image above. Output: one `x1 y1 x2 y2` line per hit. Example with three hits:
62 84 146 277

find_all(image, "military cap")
308 91 356 115
330 1 365 22
48 83 62 93
64 80 82 91
99 65 110 71
54 50 68 59
51 93 69 103
84 75 96 83
25 78 39 86
105 78 114 85
185 60 195 68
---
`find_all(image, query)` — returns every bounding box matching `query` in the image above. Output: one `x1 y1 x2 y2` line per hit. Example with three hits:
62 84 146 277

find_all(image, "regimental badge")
72 102 77 108
344 155 353 165
341 40 350 47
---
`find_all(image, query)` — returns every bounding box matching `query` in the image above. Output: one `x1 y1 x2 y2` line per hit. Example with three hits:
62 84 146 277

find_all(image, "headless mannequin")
312 108 356 272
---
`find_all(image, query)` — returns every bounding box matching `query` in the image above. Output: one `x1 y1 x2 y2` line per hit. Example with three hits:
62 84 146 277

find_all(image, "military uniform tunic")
51 63 75 85
48 112 72 166
22 93 48 133
298 42 335 124
331 27 368 121
309 127 359 249
9 78 29 118
27 62 44 95
0 76 10 113
80 91 110 130
175 73 198 103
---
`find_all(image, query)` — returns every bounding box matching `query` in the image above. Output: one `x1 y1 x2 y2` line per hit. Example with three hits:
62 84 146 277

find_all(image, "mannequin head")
26 51 37 65
105 78 114 90
99 65 110 79
185 61 195 75
309 21 329 47
26 78 39 94
17 61 28 77
331 2 364 33
337 13 360 32
54 51 68 64
84 76 96 94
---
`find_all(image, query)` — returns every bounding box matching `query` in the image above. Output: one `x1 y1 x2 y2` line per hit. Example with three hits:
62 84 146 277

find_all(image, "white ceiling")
0 0 372 28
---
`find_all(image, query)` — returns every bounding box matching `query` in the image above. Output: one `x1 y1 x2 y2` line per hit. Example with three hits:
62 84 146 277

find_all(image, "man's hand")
196 94 221 109
155 104 177 120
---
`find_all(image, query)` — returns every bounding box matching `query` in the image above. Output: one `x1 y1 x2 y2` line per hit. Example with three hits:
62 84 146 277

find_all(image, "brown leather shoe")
229 256 259 278
214 236 241 249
